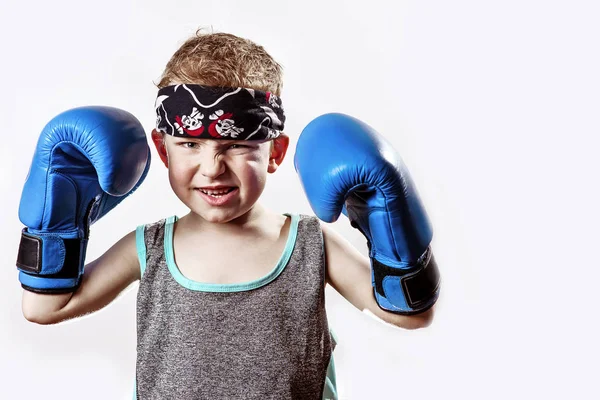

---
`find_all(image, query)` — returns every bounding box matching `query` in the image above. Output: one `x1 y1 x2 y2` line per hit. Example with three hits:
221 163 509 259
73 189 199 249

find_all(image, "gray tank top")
133 214 338 399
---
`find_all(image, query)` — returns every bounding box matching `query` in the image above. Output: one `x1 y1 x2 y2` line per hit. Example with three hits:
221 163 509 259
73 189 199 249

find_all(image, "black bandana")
155 84 285 140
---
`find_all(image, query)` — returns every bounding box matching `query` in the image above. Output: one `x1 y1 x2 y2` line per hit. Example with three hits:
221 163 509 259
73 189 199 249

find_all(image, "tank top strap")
135 217 171 278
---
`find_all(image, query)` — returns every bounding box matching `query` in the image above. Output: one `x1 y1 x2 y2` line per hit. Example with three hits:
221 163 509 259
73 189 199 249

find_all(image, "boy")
20 31 437 399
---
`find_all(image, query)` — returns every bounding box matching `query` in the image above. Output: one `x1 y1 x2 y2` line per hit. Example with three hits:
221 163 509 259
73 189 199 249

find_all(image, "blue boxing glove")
16 106 151 293
294 113 440 315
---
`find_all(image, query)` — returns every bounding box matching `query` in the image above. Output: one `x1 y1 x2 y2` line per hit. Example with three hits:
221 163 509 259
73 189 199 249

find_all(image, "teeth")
200 188 233 196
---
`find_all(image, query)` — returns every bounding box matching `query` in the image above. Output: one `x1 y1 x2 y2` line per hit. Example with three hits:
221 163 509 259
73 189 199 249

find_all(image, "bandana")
155 84 285 140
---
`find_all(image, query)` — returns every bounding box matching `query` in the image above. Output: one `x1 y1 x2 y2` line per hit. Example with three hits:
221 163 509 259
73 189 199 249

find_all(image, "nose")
199 151 226 178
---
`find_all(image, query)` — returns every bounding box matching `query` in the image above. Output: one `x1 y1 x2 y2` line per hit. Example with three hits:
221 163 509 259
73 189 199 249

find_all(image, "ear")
151 129 169 168
267 134 290 174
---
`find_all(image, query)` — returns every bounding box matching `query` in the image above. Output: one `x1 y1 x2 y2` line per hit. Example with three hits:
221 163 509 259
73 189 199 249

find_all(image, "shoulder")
296 213 319 223
115 217 173 279
138 216 173 232
109 229 141 273
318 220 356 256
122 217 173 265
294 213 322 232
317 220 373 306
134 216 174 244
318 220 369 282
290 215 354 257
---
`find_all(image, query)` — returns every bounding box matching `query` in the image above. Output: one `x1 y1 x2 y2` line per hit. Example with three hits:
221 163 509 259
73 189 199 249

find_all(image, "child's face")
159 133 286 224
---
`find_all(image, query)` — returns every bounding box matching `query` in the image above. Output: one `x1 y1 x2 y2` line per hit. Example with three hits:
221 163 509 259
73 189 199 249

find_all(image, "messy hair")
156 29 283 96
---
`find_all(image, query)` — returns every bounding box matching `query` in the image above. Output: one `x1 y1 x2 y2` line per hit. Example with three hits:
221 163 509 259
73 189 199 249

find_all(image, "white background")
1 0 598 399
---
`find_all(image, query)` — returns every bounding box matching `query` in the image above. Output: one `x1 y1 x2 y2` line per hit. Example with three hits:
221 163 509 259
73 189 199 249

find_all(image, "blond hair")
156 29 283 96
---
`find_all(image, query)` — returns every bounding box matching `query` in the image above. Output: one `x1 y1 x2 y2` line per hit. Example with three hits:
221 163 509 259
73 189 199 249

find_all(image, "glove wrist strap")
372 246 441 314
16 229 82 277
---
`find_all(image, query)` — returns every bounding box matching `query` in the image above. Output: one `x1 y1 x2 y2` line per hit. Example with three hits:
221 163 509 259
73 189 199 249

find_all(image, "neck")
180 203 272 236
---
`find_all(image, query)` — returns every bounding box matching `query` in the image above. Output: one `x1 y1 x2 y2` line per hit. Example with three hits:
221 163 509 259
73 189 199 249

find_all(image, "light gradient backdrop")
1 1 598 399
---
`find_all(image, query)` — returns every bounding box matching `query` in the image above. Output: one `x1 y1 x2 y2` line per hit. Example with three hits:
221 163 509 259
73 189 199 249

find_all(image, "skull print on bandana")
155 84 285 141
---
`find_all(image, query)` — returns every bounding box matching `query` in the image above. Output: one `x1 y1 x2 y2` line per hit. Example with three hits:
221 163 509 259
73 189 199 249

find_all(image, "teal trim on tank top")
322 328 339 399
135 225 147 276
163 213 299 292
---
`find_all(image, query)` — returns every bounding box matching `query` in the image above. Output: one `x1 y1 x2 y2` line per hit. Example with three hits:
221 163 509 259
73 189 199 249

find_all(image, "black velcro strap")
16 231 42 273
55 239 82 278
16 230 82 278
402 248 440 308
372 246 440 309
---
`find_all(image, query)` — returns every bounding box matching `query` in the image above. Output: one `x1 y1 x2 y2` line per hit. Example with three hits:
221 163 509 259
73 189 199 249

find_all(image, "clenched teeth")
199 188 235 196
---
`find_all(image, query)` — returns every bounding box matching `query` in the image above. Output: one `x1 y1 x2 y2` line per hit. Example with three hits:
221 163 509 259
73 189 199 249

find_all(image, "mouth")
196 187 237 197
194 186 239 206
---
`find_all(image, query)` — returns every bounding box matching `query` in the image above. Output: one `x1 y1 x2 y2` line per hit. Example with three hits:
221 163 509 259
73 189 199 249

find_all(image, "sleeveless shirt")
133 214 338 399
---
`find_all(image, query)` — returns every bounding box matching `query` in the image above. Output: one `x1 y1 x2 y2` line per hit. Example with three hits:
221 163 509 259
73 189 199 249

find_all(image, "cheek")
240 153 269 175
246 147 271 171
167 157 196 185
239 160 269 192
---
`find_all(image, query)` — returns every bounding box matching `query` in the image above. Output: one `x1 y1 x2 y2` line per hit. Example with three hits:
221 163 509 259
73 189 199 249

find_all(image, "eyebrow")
172 138 257 146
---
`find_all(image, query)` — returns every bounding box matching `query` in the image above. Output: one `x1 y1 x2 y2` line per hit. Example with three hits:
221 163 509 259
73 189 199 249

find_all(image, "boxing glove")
16 106 151 293
294 113 440 315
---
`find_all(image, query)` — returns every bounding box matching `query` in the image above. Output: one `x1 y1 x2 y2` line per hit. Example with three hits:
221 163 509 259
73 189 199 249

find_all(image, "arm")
16 106 149 324
22 230 140 325
295 113 440 316
321 222 434 330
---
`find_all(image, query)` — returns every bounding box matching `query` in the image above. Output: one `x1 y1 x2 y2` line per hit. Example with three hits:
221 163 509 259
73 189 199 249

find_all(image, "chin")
195 206 252 224
201 212 235 224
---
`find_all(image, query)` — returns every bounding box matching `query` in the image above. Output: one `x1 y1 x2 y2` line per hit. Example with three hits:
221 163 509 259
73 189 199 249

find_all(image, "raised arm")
321 222 434 330
295 113 440 323
22 230 140 325
15 106 150 324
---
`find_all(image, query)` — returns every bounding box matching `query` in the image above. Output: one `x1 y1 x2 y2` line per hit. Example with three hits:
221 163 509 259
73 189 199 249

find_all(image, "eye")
181 142 198 149
228 144 247 149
